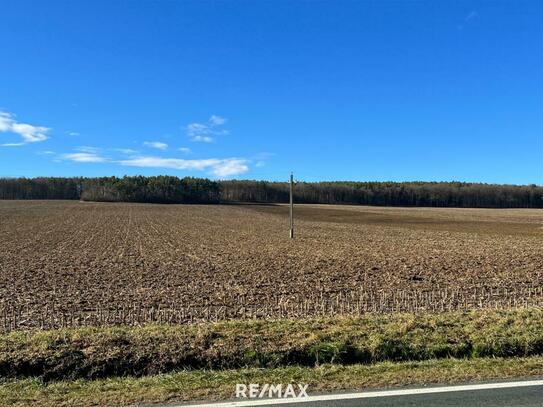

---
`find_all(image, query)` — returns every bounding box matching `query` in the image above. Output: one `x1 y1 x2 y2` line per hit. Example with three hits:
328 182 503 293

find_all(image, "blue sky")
1 1 542 183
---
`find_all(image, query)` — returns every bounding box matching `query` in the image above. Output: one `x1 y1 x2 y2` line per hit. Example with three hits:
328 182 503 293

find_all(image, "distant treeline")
0 176 220 204
81 176 220 204
221 180 543 208
1 176 543 208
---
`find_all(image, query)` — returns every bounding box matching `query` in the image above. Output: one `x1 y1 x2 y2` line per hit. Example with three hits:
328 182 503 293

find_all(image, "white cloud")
143 141 168 150
115 148 138 155
62 152 108 163
118 155 249 178
0 111 50 145
209 159 249 177
0 114 10 132
192 134 214 143
76 146 100 153
51 144 250 178
186 123 213 142
209 115 227 125
186 115 229 142
179 147 192 153
186 123 208 134
67 131 80 136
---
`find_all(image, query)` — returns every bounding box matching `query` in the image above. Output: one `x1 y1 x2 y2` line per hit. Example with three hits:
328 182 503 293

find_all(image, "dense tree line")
220 180 543 208
0 176 220 204
80 176 220 203
2 176 543 208
0 177 82 200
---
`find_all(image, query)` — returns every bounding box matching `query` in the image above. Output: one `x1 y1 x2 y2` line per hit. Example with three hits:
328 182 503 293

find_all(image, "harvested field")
1 200 543 330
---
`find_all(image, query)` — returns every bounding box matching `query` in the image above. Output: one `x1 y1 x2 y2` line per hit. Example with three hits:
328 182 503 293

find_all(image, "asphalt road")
274 386 543 407
177 379 543 407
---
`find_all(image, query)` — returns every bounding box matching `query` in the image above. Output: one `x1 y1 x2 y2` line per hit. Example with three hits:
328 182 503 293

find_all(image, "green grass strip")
2 356 543 407
2 308 543 381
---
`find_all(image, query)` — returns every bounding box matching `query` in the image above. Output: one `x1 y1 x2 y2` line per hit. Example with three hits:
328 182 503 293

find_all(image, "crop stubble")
1 201 543 330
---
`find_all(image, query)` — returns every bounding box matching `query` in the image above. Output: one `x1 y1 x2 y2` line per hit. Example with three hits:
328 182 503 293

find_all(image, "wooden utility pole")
289 172 294 239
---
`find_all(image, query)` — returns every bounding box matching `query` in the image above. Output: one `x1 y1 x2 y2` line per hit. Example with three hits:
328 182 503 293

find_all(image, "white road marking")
179 379 543 406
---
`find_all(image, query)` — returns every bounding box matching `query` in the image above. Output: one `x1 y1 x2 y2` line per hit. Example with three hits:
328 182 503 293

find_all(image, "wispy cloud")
465 11 478 22
252 152 274 168
67 131 80 136
118 155 248 177
179 147 192 154
62 152 108 163
458 10 478 30
143 141 168 150
187 124 214 143
76 146 101 153
0 111 50 146
54 145 249 177
115 148 138 154
186 115 229 143
209 115 227 125
58 146 108 162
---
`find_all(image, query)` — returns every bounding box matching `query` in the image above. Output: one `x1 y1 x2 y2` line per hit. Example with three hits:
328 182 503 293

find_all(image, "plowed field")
1 201 543 329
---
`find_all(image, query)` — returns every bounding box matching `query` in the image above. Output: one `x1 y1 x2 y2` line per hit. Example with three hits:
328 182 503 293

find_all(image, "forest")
1 176 543 208
0 176 220 204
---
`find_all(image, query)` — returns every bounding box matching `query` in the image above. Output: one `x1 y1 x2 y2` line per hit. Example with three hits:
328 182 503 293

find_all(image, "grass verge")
2 308 543 381
2 356 543 407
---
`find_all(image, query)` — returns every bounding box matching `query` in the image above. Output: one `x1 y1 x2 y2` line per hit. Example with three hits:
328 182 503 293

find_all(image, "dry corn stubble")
1 200 543 330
